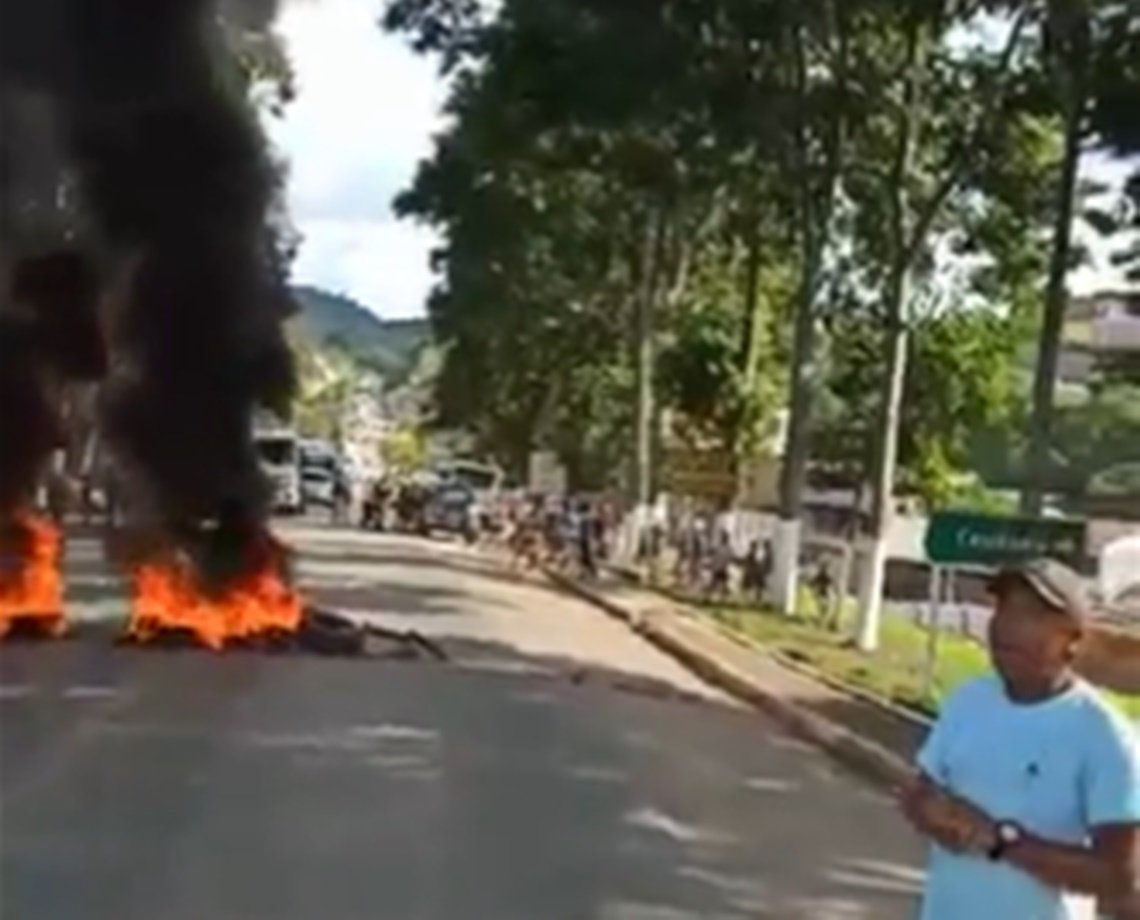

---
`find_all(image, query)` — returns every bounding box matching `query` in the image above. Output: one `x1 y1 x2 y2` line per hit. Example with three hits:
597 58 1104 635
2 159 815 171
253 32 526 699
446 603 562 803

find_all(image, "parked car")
302 467 337 508
426 482 478 540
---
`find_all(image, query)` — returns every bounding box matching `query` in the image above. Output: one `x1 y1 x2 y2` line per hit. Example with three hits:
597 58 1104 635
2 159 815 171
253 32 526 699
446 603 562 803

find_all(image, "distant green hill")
290 285 429 382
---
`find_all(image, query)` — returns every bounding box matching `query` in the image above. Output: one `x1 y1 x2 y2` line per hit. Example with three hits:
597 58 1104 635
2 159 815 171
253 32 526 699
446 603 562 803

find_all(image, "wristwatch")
988 820 1023 861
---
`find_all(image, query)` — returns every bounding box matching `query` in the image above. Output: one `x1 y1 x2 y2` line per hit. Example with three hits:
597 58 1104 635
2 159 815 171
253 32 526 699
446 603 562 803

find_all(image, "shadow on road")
297 573 476 618
0 633 923 920
424 633 728 709
296 540 569 596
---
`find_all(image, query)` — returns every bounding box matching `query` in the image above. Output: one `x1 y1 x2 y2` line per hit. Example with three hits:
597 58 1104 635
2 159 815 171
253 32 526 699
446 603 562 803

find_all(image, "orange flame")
0 515 66 638
127 552 302 650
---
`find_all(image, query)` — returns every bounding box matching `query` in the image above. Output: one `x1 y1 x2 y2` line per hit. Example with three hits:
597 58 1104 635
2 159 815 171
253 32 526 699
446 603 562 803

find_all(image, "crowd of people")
360 477 435 534
499 495 616 579
633 514 839 612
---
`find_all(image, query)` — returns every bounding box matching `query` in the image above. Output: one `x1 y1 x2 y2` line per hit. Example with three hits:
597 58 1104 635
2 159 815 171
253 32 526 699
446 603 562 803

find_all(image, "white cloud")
292 218 438 317
267 0 444 318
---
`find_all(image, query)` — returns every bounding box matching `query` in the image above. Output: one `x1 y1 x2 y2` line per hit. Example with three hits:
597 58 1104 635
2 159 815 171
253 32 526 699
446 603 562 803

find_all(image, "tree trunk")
735 225 764 505
769 5 849 616
739 222 764 391
1022 54 1084 515
771 222 821 615
856 263 911 651
632 209 664 543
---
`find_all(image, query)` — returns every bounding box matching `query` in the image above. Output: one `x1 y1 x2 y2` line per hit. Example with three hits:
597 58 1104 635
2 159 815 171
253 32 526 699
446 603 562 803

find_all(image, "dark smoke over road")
1 0 296 566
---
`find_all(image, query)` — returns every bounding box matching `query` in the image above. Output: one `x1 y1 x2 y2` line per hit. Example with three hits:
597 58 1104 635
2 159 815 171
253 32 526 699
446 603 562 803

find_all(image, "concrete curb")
599 563 935 730
545 566 915 790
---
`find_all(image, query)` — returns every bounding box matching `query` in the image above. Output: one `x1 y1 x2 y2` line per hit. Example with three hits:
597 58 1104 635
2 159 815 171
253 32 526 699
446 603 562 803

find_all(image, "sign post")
923 566 943 701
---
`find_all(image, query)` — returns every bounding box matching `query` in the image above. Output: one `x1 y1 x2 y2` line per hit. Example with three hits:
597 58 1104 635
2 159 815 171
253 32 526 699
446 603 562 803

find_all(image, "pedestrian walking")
576 500 598 580
811 559 834 620
740 539 770 602
898 558 1140 920
706 529 733 602
678 518 706 593
331 471 351 525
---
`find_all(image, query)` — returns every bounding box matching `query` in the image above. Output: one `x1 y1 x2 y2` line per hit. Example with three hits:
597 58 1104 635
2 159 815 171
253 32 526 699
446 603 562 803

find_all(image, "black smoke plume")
0 317 59 514
1 0 297 578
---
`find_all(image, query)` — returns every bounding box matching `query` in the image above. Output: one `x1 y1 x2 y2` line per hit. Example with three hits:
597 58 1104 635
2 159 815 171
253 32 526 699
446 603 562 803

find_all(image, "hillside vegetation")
290 284 429 384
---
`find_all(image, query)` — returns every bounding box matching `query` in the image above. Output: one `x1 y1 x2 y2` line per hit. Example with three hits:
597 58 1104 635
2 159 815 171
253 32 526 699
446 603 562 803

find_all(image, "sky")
266 0 446 320
266 1 1135 320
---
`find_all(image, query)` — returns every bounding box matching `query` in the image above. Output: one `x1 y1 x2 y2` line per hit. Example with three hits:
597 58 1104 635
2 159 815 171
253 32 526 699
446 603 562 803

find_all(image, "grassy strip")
705 591 1140 721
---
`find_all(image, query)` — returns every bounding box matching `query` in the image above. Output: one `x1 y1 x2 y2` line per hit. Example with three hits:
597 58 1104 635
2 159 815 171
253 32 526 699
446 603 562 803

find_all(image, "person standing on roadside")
899 558 1140 920
741 540 770 602
575 499 597 580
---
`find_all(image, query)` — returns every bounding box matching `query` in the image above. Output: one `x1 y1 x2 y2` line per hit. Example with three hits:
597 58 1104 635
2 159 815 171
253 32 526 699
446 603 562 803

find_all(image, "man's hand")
897 774 997 855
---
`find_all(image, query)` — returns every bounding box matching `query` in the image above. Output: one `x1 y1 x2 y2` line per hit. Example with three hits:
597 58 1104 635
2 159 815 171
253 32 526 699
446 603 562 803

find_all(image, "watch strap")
987 821 1019 861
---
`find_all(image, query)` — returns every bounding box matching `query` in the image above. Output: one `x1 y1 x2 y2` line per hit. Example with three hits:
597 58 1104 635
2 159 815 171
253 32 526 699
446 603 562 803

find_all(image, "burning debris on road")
0 2 452 663
1 0 312 651
108 514 449 660
0 500 450 661
0 513 66 639
119 508 303 650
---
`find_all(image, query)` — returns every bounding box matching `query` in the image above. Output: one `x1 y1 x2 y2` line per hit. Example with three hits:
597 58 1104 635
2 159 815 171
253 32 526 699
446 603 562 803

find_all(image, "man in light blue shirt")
899 559 1140 919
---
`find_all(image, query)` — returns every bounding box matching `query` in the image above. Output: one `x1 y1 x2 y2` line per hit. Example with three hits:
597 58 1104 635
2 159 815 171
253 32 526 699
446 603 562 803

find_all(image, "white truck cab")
253 415 303 514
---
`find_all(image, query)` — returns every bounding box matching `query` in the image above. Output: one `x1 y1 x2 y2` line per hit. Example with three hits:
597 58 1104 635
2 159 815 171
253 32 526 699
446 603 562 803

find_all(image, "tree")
849 4 1041 650
386 0 788 498
658 245 789 454
766 0 858 614
383 0 1127 631
817 307 1027 510
1022 0 1140 511
381 427 427 473
1053 381 1140 494
291 333 361 442
1022 0 1092 514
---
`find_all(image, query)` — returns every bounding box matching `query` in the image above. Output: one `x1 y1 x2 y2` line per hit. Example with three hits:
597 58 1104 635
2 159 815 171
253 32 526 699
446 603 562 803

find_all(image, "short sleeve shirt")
917 676 1140 920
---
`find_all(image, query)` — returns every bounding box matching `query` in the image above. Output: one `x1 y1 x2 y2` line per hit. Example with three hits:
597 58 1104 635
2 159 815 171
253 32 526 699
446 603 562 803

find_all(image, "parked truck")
253 414 303 514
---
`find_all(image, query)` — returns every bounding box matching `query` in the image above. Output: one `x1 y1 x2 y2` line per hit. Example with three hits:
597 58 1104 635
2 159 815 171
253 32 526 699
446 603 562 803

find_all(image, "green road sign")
925 512 1087 566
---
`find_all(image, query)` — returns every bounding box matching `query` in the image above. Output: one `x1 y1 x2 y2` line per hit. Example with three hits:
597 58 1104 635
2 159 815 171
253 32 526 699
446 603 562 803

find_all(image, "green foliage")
381 427 428 473
1054 383 1140 492
1088 463 1140 498
289 333 357 441
818 307 1027 509
657 246 789 452
383 0 1138 507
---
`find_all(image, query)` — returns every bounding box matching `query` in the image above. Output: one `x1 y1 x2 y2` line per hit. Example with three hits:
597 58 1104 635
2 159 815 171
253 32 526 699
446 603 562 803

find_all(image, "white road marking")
61 686 122 700
624 806 736 846
0 685 125 701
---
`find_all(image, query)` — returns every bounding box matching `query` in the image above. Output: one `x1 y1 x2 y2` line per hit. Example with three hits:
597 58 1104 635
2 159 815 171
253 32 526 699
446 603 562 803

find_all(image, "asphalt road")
0 522 926 920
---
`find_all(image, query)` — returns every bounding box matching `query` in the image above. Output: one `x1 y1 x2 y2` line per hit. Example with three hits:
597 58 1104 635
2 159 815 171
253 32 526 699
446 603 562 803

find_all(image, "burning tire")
0 513 67 641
